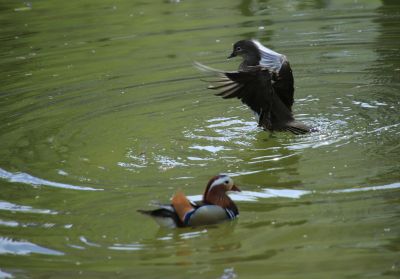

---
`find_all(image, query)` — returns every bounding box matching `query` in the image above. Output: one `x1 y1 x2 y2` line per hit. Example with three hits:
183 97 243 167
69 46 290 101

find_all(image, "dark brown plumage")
195 39 311 134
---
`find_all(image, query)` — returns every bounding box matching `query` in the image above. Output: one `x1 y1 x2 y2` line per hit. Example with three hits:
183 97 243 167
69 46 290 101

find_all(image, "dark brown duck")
195 39 312 135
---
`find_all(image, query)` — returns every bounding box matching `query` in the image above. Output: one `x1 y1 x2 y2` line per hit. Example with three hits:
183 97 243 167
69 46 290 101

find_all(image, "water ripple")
179 229 208 240
0 168 102 191
0 269 13 279
0 237 64 256
189 182 400 202
328 182 400 194
0 201 57 215
184 116 257 145
187 188 309 202
79 236 101 248
0 220 18 228
189 145 230 153
108 242 145 251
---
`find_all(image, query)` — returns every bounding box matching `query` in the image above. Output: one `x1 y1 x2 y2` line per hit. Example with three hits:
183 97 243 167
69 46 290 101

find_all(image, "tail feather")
137 209 152 216
137 208 182 228
284 121 311 135
137 208 173 218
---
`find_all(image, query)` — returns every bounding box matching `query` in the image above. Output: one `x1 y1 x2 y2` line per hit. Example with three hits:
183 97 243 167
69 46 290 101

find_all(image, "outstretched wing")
194 62 274 126
251 40 295 111
195 62 310 134
272 61 294 111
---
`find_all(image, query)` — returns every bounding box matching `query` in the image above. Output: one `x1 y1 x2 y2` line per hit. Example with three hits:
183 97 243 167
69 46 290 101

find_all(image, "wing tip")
137 209 155 216
193 61 220 73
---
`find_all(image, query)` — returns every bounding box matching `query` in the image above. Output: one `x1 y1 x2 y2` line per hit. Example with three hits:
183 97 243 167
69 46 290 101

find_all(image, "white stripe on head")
209 175 233 191
252 40 285 72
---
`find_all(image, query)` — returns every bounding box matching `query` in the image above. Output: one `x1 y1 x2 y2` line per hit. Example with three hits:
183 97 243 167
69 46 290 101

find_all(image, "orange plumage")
171 191 194 222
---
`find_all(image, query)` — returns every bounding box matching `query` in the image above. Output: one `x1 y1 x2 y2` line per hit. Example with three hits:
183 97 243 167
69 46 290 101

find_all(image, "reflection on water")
0 269 13 279
188 188 310 202
175 229 209 240
79 236 101 248
329 182 400 194
0 237 64 256
0 168 102 191
189 181 400 203
109 242 145 251
0 200 57 215
184 115 257 146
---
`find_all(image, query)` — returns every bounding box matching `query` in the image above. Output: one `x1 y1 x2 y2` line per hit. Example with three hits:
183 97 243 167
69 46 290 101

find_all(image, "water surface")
0 0 399 278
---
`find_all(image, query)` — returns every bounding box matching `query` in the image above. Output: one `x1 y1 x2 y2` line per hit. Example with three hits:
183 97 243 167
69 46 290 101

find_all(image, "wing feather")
208 81 236 90
194 62 273 115
194 61 310 134
214 84 243 98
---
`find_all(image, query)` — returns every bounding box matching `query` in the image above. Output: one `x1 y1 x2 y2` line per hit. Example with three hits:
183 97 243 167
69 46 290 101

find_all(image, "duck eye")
224 180 229 184
236 46 241 51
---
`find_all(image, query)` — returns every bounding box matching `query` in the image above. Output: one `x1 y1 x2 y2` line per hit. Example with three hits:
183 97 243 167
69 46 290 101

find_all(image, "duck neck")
203 188 238 214
239 59 259 71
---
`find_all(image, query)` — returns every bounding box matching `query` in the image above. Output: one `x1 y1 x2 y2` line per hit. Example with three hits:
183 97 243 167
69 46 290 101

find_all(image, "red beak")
231 184 241 192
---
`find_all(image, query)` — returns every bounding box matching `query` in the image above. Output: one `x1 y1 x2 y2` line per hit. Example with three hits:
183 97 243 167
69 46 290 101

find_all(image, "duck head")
228 40 261 66
203 175 240 209
228 39 285 72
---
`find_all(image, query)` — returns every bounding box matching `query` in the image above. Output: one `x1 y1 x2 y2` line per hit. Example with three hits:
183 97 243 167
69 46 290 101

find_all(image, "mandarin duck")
138 175 240 228
195 39 312 134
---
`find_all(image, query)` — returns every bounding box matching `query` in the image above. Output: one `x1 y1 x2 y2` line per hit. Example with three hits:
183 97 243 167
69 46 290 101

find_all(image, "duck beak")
227 52 236 59
231 184 241 192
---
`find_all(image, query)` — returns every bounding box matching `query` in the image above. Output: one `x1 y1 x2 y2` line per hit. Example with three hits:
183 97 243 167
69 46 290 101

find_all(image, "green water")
1 0 399 278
